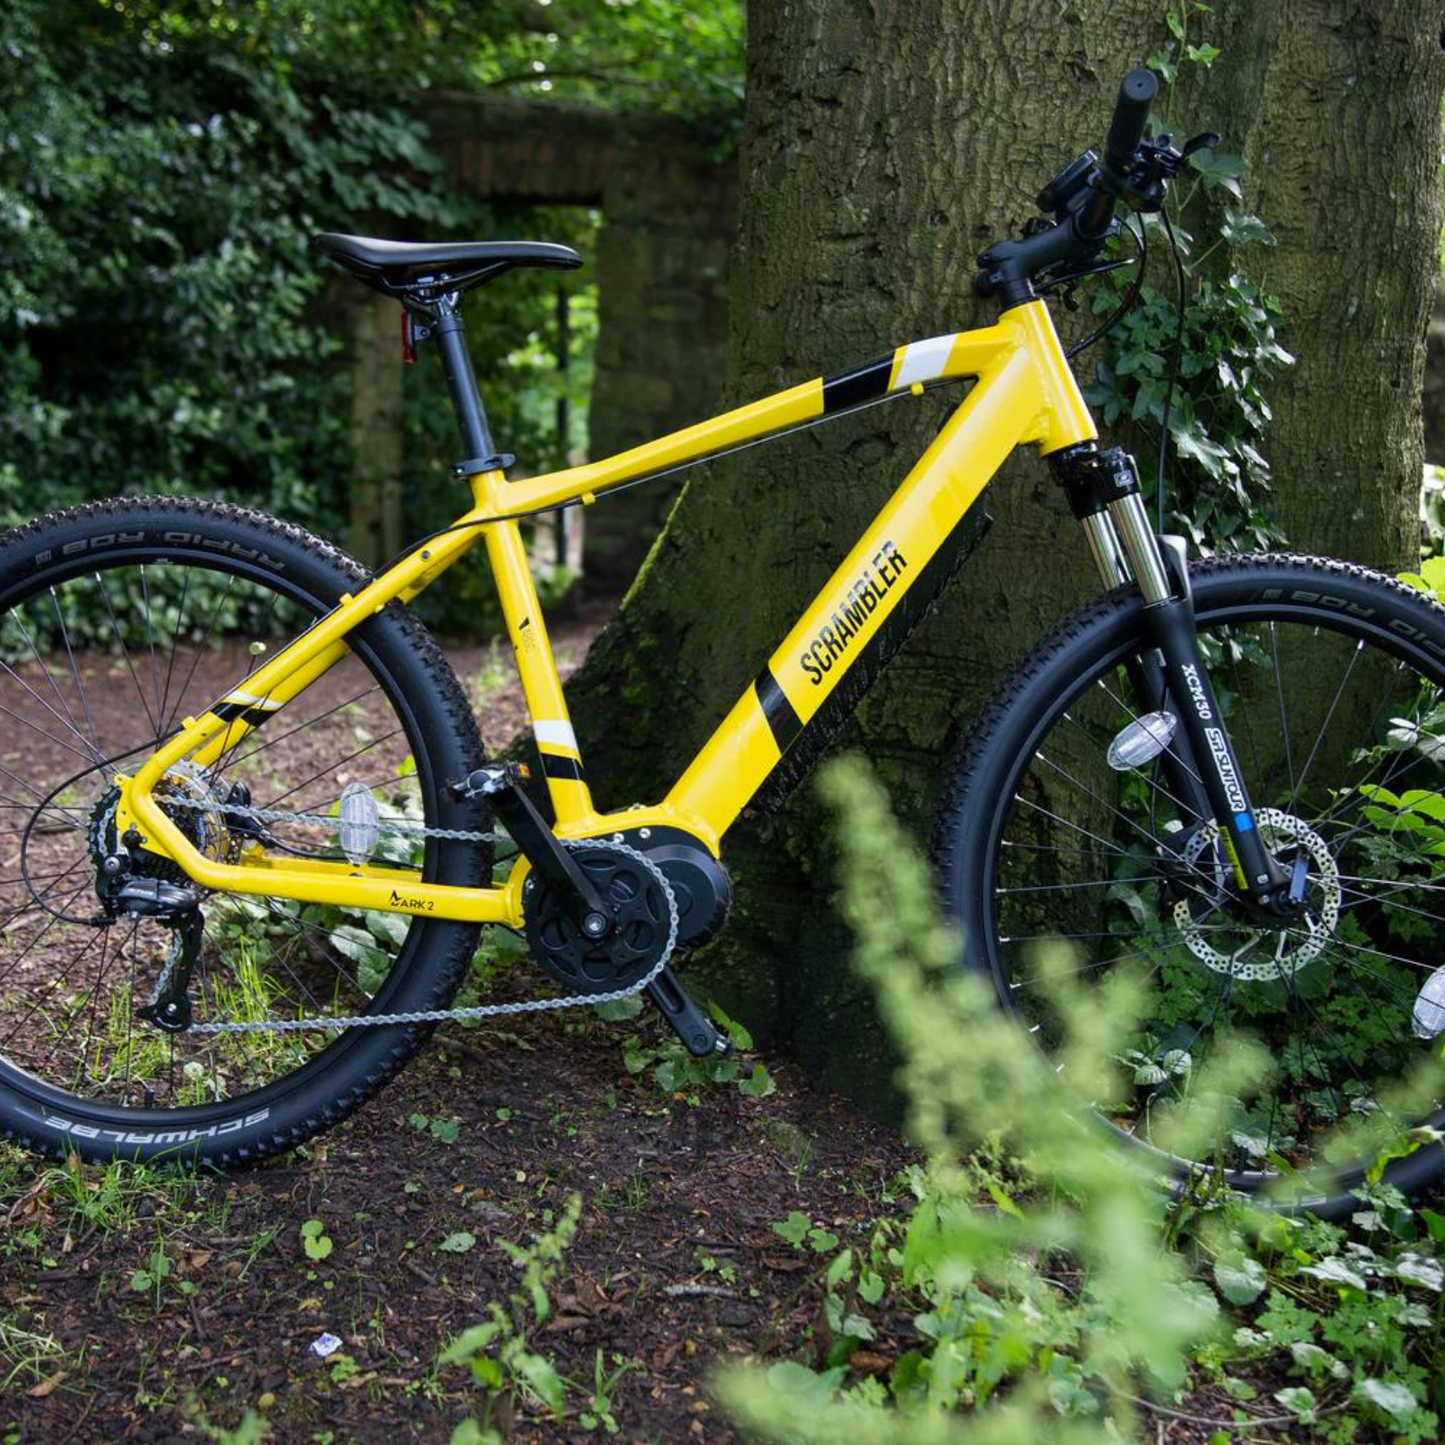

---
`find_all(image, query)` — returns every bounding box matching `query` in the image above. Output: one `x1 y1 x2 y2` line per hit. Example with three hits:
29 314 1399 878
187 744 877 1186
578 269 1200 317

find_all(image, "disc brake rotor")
1172 807 1340 980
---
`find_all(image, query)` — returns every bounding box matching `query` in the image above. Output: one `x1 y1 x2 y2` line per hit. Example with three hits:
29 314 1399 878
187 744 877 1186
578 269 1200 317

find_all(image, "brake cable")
1157 207 1188 534
1063 217 1146 361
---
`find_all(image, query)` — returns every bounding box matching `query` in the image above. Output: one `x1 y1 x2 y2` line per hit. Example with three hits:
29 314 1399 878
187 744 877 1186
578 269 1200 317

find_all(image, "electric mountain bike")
2 70 1442 1218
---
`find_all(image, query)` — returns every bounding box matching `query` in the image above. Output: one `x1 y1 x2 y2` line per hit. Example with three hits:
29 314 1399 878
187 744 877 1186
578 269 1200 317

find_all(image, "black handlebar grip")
1102 67 1159 172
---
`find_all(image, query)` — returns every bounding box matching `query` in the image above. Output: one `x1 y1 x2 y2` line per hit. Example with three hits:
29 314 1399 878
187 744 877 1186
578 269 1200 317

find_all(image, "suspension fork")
1051 445 1294 910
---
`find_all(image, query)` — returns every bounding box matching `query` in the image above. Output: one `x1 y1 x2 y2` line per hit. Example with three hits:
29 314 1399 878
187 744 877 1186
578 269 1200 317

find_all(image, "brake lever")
1036 255 1135 310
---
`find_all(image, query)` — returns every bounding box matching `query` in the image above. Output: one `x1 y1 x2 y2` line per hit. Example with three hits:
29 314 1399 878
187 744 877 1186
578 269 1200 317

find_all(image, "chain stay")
181 833 678 1034
165 792 495 845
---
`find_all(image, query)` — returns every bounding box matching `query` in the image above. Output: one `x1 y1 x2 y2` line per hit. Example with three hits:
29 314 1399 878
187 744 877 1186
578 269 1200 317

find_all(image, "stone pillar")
344 289 406 569
585 120 738 587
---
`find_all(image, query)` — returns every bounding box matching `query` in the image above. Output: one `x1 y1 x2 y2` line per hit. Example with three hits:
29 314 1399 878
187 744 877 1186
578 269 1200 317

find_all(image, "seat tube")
482 518 594 823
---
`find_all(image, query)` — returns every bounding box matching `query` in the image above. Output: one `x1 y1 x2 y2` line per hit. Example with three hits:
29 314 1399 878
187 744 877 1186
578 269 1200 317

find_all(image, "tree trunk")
565 0 1444 1111
1180 0 1443 569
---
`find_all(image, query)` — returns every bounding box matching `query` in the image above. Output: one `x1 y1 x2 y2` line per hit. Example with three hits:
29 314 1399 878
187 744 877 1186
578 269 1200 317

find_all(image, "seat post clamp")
453 453 515 479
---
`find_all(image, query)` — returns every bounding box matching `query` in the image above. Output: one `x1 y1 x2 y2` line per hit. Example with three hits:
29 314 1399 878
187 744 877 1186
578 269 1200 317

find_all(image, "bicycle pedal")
647 967 732 1059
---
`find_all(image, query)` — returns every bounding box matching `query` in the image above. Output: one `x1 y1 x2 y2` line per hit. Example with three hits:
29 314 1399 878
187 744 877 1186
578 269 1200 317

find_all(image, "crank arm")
647 967 732 1058
455 763 614 933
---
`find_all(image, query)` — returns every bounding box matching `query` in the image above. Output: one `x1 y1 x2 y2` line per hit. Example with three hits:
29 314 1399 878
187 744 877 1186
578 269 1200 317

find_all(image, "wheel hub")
1172 808 1340 981
88 761 232 915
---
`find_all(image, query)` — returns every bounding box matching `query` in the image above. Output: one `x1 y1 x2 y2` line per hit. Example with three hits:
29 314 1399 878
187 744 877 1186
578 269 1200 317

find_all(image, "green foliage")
619 1003 777 1102
718 758 1234 1440
1086 1 1291 555
1420 465 1445 559
773 1211 840 1254
717 757 1445 1443
0 1 612 639
299 1217 333 1262
1206 1172 1445 1442
0 0 469 532
463 0 745 130
439 1193 583 1434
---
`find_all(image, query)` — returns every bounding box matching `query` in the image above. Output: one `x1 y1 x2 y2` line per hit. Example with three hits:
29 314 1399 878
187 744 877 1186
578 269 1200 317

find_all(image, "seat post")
429 295 502 468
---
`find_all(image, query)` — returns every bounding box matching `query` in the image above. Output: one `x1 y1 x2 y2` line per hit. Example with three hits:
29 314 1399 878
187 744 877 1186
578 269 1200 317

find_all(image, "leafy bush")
0 0 479 533
717 757 1444 1443
1083 1 1291 557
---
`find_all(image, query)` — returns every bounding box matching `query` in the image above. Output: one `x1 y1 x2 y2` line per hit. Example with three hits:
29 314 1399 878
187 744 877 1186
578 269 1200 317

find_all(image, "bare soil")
0 600 1297 1443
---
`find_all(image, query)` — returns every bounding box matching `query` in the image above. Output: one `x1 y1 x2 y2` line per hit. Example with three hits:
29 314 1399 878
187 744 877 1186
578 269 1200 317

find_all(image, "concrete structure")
339 93 737 580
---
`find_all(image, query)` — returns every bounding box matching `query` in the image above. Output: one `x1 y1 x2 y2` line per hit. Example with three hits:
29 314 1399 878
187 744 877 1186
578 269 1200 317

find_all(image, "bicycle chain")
164 793 497 845
153 797 677 1034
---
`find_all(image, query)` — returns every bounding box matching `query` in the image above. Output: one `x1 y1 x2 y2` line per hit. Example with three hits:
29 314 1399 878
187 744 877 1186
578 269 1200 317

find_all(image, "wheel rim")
0 549 444 1118
981 594 1445 1195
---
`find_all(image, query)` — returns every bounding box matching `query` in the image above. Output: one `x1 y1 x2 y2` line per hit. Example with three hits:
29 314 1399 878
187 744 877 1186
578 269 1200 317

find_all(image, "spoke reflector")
1106 710 1176 771
338 782 380 865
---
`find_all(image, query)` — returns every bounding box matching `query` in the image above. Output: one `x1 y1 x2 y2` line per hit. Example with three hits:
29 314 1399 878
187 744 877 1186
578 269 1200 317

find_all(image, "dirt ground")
0 599 1300 1444
3 999 914 1443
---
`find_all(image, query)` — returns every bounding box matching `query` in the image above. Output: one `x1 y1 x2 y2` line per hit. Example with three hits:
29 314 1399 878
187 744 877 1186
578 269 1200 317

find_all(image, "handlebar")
975 65 1162 305
1102 68 1159 175
1078 67 1159 239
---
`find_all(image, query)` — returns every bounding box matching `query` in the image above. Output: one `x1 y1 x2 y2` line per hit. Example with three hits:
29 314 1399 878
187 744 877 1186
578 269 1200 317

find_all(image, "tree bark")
1180 0 1444 569
565 0 1445 1110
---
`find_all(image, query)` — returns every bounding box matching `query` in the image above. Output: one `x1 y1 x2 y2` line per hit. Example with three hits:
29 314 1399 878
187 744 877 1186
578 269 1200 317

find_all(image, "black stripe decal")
540 753 585 781
821 354 893 414
213 701 277 727
754 668 803 753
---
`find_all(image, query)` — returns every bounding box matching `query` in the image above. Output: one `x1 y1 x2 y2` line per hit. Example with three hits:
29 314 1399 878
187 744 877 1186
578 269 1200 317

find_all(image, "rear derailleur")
94 831 205 1034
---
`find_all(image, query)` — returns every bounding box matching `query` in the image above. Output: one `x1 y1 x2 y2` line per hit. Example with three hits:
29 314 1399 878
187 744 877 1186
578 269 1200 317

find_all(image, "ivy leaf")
1393 1252 1444 1292
1221 207 1275 248
1289 1342 1349 1380
1300 1256 1368 1291
857 1269 885 1305
1188 148 1244 199
1214 1250 1267 1306
438 1231 477 1254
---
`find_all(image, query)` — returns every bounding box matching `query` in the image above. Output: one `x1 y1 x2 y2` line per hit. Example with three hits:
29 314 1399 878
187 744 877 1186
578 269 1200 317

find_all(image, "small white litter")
310 1332 343 1359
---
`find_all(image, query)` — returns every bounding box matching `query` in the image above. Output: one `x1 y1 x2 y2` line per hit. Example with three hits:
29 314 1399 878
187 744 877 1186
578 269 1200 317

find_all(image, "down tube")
667 349 1039 838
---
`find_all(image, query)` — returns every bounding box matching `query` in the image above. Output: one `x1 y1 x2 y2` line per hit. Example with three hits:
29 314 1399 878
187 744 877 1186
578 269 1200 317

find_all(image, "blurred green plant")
715 756 1444 1443
440 1192 583 1439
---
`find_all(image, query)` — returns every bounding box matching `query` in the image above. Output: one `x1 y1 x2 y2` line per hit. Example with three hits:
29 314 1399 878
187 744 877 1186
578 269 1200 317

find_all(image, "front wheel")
937 554 1445 1217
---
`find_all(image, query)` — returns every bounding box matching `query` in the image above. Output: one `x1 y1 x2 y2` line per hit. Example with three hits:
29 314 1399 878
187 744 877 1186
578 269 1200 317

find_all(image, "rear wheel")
938 554 1445 1216
0 498 488 1166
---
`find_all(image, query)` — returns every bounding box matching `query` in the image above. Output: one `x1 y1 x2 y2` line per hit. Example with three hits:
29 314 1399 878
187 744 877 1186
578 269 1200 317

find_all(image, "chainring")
523 844 672 995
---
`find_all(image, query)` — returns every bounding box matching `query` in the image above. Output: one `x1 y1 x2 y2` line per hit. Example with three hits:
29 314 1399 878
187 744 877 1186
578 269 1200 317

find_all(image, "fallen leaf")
28 1369 66 1398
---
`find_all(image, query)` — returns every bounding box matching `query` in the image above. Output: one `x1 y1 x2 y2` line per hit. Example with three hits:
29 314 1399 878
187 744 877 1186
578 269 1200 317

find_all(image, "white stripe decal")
533 720 578 750
894 334 957 389
225 691 281 710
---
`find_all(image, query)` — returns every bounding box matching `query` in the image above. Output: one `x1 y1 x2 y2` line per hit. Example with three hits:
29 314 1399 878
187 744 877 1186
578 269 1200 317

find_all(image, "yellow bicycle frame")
116 299 1095 927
